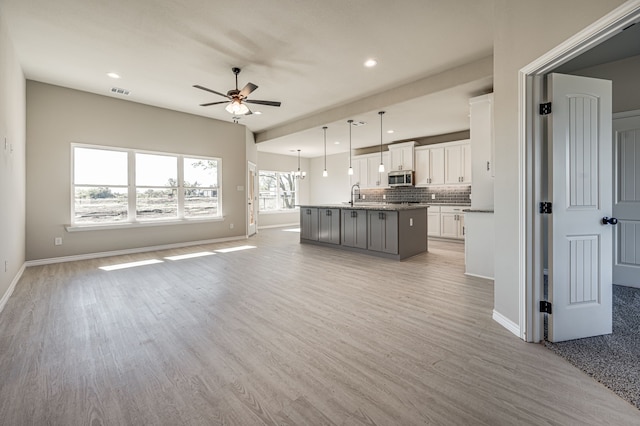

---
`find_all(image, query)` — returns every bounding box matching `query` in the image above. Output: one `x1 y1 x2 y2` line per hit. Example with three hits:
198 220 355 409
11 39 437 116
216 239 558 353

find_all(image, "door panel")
431 148 445 184
613 116 640 287
548 73 613 342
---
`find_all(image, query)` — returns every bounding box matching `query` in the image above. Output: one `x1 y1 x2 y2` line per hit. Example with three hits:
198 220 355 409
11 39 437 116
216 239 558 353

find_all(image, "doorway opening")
521 2 640 344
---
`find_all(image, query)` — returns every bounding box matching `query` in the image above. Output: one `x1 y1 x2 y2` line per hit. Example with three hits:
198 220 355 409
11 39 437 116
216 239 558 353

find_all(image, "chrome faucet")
350 183 360 206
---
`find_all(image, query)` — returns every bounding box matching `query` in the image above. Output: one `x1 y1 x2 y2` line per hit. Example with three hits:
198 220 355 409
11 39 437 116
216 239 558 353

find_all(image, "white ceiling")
0 0 497 156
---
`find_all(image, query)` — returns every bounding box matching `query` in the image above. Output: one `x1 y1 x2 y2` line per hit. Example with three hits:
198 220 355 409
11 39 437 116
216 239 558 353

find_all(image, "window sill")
66 216 225 232
258 209 299 215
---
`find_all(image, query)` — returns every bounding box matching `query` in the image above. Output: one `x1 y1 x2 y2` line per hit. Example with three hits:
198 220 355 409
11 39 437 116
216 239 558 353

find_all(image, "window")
72 145 221 226
258 171 297 211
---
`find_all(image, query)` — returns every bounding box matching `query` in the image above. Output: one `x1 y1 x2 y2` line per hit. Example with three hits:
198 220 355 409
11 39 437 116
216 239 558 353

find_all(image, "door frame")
247 161 258 236
520 2 640 342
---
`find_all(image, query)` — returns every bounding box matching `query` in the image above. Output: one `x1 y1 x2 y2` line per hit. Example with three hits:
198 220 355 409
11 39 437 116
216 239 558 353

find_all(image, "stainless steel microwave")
388 170 414 187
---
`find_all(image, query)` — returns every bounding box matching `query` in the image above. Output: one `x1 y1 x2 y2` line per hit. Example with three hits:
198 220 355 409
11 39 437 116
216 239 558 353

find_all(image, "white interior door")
613 113 640 288
548 73 613 342
248 161 257 236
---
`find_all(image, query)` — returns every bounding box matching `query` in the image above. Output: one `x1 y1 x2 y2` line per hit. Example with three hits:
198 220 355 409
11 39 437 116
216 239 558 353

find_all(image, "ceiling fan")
193 67 281 116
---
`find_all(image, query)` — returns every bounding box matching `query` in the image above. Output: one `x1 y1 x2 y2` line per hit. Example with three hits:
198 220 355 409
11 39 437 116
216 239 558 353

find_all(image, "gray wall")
26 82 248 261
0 13 26 306
492 0 627 325
308 152 351 205
572 54 640 113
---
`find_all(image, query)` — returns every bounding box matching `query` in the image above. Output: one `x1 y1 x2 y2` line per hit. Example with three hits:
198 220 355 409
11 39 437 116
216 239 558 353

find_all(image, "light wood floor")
0 229 638 425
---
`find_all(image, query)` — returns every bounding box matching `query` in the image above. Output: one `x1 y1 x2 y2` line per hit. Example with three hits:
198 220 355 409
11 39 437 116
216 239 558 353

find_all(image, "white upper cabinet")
444 141 471 184
388 141 415 171
351 152 389 189
415 146 445 185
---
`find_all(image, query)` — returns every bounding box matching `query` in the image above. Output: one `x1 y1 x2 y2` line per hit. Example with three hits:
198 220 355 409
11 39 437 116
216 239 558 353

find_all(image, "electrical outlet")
54 237 63 246
362 194 365 200
431 194 436 200
4 261 7 272
383 194 386 200
229 223 234 229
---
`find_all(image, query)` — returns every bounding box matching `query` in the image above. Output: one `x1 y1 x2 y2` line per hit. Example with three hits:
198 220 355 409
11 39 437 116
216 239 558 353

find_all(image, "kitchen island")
299 204 428 260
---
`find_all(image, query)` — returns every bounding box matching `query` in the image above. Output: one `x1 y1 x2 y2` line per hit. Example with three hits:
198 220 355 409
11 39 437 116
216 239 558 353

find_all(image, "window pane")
74 147 127 185
184 188 218 218
136 188 177 220
259 171 277 211
74 187 128 223
279 173 296 209
184 158 218 188
136 153 177 187
280 190 296 209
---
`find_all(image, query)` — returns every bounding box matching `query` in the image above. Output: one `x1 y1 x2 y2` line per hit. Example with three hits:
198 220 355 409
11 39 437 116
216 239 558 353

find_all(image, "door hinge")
539 202 552 214
539 102 552 115
540 300 552 314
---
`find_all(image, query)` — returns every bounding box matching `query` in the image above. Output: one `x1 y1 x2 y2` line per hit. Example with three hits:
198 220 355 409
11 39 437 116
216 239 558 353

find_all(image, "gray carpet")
544 285 640 410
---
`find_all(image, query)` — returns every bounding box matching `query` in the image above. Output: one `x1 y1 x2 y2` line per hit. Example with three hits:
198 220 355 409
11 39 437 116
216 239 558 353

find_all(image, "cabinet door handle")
487 161 490 171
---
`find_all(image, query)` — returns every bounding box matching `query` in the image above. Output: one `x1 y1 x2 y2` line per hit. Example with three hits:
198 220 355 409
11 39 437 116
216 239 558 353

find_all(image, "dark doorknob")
601 217 618 225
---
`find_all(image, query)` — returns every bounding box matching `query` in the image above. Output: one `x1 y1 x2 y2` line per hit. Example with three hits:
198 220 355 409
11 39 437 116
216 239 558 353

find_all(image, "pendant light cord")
379 111 385 169
348 120 353 168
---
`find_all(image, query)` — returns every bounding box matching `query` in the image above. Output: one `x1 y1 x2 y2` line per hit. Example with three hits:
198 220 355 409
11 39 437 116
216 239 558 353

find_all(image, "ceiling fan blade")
244 99 281 107
239 82 258 98
193 84 230 99
199 101 229 107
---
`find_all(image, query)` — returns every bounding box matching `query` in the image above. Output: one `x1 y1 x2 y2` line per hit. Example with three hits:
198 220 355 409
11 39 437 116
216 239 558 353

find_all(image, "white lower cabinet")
429 205 466 240
427 206 441 237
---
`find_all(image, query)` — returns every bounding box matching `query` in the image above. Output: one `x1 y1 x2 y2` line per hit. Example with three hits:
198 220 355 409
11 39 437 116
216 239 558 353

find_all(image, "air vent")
110 87 131 96
351 121 367 127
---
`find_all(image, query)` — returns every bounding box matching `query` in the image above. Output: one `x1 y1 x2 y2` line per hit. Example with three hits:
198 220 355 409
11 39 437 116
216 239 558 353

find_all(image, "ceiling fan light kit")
194 67 281 118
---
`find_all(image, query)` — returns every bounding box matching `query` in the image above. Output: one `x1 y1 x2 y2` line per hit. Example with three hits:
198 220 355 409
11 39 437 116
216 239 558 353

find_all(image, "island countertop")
297 203 430 211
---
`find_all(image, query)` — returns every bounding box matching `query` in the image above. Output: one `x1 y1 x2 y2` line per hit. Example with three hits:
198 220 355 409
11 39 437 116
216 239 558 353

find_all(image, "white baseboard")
0 263 26 314
258 223 299 230
464 272 495 280
24 236 247 267
493 309 521 338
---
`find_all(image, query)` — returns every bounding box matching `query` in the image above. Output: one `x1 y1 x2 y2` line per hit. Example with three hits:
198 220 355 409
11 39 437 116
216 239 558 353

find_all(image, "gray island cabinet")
368 210 398 254
341 209 367 249
299 204 428 260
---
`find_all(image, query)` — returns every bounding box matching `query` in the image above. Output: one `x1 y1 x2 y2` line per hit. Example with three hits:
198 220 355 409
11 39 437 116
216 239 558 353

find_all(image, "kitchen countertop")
463 209 494 213
298 203 431 211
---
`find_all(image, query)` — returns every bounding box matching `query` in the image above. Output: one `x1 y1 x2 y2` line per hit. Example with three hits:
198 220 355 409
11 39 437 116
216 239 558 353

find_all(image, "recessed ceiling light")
253 111 262 115
387 130 394 134
364 59 377 67
107 72 120 79
334 141 340 145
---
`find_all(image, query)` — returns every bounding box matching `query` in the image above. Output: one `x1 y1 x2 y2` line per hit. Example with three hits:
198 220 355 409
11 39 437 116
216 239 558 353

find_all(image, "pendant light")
347 119 354 175
322 126 328 177
378 111 385 173
293 149 306 180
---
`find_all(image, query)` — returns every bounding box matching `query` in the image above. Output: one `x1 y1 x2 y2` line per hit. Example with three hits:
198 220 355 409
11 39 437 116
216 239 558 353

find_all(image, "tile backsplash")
358 185 471 205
